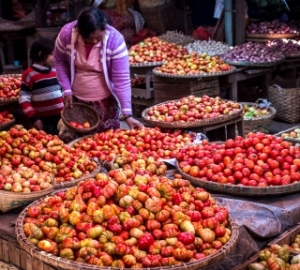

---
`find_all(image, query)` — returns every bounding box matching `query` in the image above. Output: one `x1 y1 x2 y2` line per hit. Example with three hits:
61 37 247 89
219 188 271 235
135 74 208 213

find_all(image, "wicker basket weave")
139 1 179 35
15 189 239 270
241 102 276 135
268 80 300 124
61 103 100 133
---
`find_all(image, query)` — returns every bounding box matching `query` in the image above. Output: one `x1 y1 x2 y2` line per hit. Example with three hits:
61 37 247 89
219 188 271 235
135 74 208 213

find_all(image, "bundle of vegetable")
247 20 298 35
222 42 285 63
266 39 300 56
159 31 196 46
184 40 232 56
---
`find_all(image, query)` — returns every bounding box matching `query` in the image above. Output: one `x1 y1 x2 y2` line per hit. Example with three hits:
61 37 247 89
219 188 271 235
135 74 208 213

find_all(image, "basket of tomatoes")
61 103 99 134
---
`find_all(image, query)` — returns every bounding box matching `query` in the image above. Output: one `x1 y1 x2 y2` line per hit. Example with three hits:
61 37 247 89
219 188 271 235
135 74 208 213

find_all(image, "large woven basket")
176 160 300 196
268 80 300 124
142 99 243 129
0 174 54 213
15 189 239 270
61 103 100 133
241 102 276 135
139 1 179 35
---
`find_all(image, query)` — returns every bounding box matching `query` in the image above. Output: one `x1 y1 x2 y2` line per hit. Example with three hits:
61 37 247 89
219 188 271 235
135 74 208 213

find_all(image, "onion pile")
159 31 196 46
222 42 285 63
266 39 300 56
247 20 298 35
184 40 232 56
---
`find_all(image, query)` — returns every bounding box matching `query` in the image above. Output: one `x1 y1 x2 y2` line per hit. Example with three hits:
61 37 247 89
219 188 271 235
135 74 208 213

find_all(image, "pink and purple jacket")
53 21 132 115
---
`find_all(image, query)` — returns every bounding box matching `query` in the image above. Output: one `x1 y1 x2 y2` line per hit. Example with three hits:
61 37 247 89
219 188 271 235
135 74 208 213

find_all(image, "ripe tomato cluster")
129 36 189 64
72 127 195 162
0 110 14 125
69 121 91 129
23 171 231 267
0 75 21 98
145 95 241 123
155 53 232 75
177 133 300 187
0 125 97 184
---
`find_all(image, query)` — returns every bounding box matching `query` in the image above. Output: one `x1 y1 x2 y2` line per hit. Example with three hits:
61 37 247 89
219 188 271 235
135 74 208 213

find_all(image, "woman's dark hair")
77 7 107 39
30 37 55 63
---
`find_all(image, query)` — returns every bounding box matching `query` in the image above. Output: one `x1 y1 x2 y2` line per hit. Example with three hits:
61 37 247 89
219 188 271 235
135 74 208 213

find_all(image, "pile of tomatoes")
177 132 300 187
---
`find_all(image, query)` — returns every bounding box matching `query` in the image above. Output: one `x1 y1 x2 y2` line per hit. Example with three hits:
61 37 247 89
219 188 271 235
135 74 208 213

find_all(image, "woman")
54 7 143 132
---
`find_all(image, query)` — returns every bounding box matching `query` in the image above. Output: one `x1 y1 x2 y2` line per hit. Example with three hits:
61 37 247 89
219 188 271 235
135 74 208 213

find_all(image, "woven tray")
274 126 300 145
0 118 15 131
241 102 276 134
130 61 164 68
15 189 239 270
142 100 243 129
61 103 100 134
176 160 300 196
152 66 236 78
246 33 299 39
224 59 285 67
53 162 101 189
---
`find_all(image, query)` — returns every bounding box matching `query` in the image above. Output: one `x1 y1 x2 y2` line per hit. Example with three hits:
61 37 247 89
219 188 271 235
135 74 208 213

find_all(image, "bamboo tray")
176 160 300 196
152 66 236 78
130 61 164 68
142 100 243 129
274 126 300 145
15 189 240 270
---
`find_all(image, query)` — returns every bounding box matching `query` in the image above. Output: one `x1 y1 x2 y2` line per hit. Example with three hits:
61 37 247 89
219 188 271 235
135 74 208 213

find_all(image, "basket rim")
141 99 243 129
0 118 15 130
240 102 276 122
61 102 100 133
15 188 239 270
246 33 299 39
176 160 300 196
223 58 285 67
152 66 237 78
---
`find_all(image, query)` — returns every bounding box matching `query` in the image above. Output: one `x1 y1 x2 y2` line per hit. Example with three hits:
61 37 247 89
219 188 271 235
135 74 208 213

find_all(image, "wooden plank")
9 244 21 267
2 238 9 262
234 0 246 45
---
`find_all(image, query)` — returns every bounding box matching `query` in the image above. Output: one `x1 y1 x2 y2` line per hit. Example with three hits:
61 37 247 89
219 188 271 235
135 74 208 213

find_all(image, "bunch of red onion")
247 20 298 35
266 39 300 55
221 42 285 63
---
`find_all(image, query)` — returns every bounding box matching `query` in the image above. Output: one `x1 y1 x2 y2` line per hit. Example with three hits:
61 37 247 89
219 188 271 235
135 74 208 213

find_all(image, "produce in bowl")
246 20 298 35
279 128 300 140
222 42 285 63
19 171 236 268
266 38 300 56
242 104 270 119
0 75 21 99
144 95 241 123
185 40 232 56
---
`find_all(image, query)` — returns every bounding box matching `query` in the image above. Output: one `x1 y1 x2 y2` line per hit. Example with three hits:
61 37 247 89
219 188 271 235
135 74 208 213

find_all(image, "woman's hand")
33 119 44 130
64 95 73 108
125 117 144 129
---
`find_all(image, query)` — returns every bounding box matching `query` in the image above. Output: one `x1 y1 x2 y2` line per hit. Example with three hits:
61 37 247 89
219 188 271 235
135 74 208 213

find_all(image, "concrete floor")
269 119 300 135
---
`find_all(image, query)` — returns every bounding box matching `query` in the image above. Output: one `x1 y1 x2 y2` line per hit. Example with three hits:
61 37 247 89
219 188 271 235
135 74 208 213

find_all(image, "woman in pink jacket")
54 7 143 132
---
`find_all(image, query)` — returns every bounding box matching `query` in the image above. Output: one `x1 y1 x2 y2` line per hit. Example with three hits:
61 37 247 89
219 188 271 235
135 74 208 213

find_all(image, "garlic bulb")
185 40 232 56
159 31 196 46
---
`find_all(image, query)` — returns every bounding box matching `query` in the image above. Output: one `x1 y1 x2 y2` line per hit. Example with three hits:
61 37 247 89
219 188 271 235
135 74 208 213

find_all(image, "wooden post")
234 0 245 45
36 0 47 28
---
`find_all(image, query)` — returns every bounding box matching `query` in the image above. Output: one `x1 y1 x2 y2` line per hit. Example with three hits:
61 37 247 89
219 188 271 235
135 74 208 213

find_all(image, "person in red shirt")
19 37 64 135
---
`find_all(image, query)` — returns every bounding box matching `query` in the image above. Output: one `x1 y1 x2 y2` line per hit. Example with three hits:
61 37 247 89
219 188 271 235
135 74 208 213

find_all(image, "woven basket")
241 102 276 134
142 99 243 129
0 174 54 213
176 160 300 196
139 1 179 35
61 103 100 133
15 189 239 270
53 162 102 189
268 80 300 124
